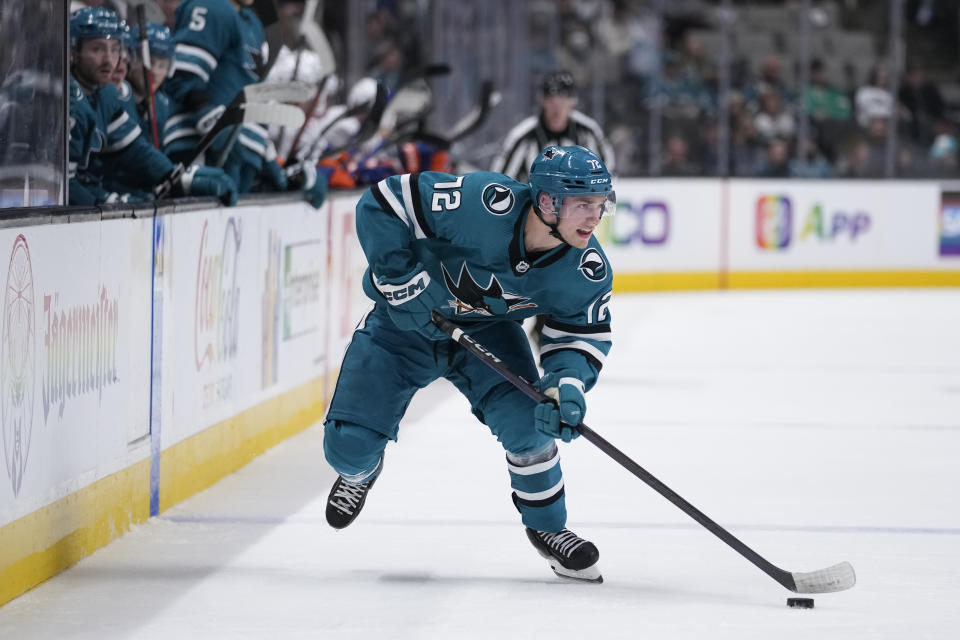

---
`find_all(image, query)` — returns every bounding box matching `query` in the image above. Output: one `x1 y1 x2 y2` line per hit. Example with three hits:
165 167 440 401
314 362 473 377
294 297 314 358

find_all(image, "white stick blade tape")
792 561 856 593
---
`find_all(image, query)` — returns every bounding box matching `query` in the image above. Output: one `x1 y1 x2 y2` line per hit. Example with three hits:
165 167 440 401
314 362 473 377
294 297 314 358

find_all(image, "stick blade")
241 102 305 128
243 81 315 105
791 561 856 593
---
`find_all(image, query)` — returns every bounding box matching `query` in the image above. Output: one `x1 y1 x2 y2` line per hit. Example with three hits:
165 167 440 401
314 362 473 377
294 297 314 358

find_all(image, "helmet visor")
556 191 617 219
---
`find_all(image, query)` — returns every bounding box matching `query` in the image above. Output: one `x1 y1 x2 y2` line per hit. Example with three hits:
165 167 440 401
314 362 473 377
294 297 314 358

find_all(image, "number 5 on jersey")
431 176 464 212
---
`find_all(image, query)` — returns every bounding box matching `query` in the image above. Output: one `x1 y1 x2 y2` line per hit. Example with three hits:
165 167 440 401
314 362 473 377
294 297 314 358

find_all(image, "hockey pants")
324 305 567 532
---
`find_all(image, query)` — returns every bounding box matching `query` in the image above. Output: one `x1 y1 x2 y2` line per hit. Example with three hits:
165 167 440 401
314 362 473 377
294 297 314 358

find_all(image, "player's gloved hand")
533 370 585 442
177 164 238 206
261 158 287 192
376 264 448 340
195 104 226 136
286 162 329 209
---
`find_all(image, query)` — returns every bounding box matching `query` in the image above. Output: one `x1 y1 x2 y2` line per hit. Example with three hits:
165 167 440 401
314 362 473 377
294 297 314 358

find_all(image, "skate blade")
548 560 603 584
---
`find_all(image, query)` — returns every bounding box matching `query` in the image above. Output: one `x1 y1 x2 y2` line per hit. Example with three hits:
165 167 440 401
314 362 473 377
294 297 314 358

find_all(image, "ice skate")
525 527 602 583
325 457 383 529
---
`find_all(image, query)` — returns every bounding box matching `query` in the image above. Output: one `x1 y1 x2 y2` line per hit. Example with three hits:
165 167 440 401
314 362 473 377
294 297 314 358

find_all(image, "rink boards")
601 178 960 289
1 177 959 606
0 194 369 605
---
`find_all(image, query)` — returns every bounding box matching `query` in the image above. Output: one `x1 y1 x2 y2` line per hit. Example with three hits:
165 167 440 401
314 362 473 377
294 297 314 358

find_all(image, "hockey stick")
134 5 160 149
286 72 335 161
430 311 857 595
420 80 502 150
213 80 314 167
155 102 304 198
312 82 389 162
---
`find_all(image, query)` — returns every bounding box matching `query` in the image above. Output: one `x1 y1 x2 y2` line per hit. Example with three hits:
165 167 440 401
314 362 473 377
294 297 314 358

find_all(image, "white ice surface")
1 289 959 639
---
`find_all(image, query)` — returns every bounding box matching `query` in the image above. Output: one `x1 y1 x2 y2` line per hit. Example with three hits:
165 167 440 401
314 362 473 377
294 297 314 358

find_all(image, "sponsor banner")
729 180 951 269
261 203 329 391
596 179 723 271
939 191 960 257
326 193 370 373
163 201 332 449
0 220 152 523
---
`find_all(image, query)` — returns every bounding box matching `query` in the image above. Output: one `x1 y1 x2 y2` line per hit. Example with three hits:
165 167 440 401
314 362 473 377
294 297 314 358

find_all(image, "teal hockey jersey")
357 171 613 390
68 76 176 204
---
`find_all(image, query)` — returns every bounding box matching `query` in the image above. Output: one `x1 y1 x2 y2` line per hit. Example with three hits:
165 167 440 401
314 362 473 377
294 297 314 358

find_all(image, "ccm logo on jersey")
481 183 515 215
578 248 607 282
376 272 432 305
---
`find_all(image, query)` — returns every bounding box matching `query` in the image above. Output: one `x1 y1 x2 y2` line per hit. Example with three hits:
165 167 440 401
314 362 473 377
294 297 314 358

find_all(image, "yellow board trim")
159 376 325 511
613 272 721 292
614 270 960 292
0 375 326 607
0 460 151 607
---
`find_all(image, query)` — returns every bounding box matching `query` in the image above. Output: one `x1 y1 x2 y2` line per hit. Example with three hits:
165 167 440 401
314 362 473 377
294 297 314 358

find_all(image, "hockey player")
69 7 237 205
490 71 616 182
164 0 326 203
324 145 614 583
124 22 176 139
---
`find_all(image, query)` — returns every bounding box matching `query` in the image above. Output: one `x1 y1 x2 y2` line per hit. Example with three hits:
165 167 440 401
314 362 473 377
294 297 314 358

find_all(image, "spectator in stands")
755 138 791 178
730 113 763 176
646 51 712 120
840 117 888 177
855 63 893 129
929 117 959 177
788 138 835 178
660 134 701 176
68 7 236 205
490 70 615 182
753 90 796 144
899 64 945 144
806 59 852 122
743 55 794 111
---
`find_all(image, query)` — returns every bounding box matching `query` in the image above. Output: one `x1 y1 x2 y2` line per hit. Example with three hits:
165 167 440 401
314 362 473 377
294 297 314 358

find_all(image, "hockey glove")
286 162 329 209
195 104 226 136
533 370 585 442
375 264 448 340
177 164 238 206
261 158 288 192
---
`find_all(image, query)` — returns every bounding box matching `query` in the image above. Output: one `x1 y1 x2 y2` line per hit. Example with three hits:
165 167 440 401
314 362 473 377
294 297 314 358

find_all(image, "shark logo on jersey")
482 183 515 215
442 262 536 315
578 248 607 282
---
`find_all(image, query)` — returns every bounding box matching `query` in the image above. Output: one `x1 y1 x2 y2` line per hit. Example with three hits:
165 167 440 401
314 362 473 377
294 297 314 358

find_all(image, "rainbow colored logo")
940 197 960 256
755 195 792 250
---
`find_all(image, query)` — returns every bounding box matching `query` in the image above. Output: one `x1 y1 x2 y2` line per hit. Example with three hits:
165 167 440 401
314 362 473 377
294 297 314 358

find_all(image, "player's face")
112 50 129 88
542 94 576 132
74 38 122 87
233 0 256 7
555 195 606 249
129 56 172 93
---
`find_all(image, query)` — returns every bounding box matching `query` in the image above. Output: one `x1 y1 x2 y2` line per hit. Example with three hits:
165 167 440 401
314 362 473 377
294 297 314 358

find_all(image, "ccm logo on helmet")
377 272 432 305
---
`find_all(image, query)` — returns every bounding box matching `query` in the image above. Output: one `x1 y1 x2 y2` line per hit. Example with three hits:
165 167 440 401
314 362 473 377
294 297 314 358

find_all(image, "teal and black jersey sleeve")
538 286 612 393
166 0 264 110
165 0 238 107
94 84 176 189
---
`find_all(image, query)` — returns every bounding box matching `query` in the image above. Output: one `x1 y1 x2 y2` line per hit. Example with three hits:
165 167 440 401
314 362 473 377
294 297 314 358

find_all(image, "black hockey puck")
787 597 815 609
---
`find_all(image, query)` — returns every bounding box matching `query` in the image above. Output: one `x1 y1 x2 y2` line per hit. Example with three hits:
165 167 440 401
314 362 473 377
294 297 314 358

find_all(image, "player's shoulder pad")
572 238 612 286
116 81 134 103
69 76 85 103
176 0 236 33
455 171 531 218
